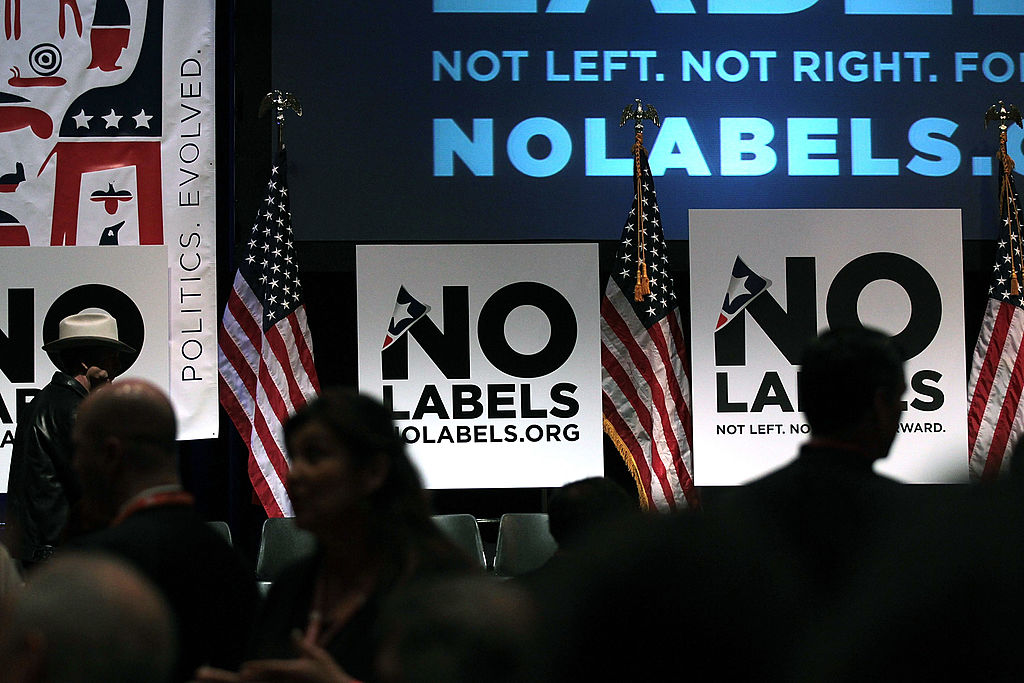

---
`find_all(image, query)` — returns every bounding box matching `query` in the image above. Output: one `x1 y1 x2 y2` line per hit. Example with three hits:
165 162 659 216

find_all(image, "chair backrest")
206 520 232 546
432 514 487 568
493 513 557 577
255 517 317 582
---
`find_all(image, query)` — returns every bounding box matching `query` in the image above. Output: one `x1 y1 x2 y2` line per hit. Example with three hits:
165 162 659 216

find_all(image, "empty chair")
432 514 487 568
255 517 317 584
207 520 232 546
493 513 557 578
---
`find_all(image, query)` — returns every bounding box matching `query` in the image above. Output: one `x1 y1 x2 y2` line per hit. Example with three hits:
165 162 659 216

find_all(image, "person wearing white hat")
6 309 136 566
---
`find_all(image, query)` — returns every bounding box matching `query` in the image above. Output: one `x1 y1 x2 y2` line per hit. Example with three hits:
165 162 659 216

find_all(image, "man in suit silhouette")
69 379 258 682
725 326 907 595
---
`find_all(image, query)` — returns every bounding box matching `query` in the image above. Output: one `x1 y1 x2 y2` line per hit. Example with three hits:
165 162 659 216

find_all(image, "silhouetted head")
72 379 178 521
284 388 427 533
375 574 541 683
547 477 637 549
798 327 905 459
0 551 176 683
44 309 136 384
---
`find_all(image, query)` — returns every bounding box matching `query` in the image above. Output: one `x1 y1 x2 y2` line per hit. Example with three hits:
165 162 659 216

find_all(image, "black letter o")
478 282 576 378
826 252 941 360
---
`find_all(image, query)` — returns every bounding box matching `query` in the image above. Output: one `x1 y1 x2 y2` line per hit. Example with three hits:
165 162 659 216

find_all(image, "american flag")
218 149 320 516
601 144 698 511
968 131 1024 481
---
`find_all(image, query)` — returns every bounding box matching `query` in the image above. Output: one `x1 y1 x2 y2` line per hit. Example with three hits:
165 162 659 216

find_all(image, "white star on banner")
133 109 153 128
72 109 92 128
102 109 122 129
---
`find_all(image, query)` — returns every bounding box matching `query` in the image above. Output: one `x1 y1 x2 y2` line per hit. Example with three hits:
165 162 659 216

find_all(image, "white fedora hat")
41 309 136 355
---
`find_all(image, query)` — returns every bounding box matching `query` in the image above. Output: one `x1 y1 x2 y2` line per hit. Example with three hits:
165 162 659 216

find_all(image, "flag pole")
968 101 1024 480
259 90 303 152
218 90 320 517
620 99 660 302
984 101 1024 295
602 99 698 510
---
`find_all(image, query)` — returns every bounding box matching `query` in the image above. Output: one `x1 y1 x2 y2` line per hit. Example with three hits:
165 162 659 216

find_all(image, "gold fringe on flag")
603 417 651 511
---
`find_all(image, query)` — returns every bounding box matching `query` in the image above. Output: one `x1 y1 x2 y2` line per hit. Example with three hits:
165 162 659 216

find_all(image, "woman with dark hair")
197 388 475 683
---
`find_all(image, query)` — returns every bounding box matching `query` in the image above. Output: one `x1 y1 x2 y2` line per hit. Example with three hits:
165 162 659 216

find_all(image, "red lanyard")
112 491 195 527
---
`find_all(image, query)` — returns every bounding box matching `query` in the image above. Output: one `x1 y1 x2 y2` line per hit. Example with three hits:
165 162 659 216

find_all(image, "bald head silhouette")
0 552 176 683
72 379 179 524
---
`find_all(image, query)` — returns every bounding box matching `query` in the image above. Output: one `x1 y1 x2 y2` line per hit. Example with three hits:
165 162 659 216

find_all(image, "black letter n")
382 286 470 380
0 289 34 383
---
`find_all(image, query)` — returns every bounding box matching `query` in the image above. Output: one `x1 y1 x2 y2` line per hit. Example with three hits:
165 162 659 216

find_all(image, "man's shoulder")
42 371 84 392
13 374 85 455
27 373 86 411
77 507 207 556
743 457 802 491
74 507 254 585
733 447 896 498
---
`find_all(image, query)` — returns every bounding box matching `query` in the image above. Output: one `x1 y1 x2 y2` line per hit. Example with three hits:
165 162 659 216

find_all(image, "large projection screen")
271 2 1024 243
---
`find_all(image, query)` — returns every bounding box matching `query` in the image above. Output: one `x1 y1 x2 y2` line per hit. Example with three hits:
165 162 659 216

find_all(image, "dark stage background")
197 1 1006 563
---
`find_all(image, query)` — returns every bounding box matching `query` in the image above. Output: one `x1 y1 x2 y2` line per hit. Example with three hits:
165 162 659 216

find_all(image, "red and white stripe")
602 284 697 511
968 297 1024 481
218 273 320 517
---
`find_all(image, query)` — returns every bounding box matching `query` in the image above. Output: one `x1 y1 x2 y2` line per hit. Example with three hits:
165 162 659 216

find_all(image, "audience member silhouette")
198 388 476 683
0 551 176 683
67 379 258 682
547 476 637 550
719 326 908 597
794 472 1024 681
7 309 134 565
531 510 800 681
786 405 1024 680
518 476 638 587
374 574 541 683
529 327 909 680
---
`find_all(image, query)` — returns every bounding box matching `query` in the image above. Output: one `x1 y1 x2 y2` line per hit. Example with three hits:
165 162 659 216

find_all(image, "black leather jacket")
7 372 87 561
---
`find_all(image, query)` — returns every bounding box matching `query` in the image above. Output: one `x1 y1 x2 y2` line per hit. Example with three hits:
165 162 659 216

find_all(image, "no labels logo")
382 282 577 380
1 283 144 384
